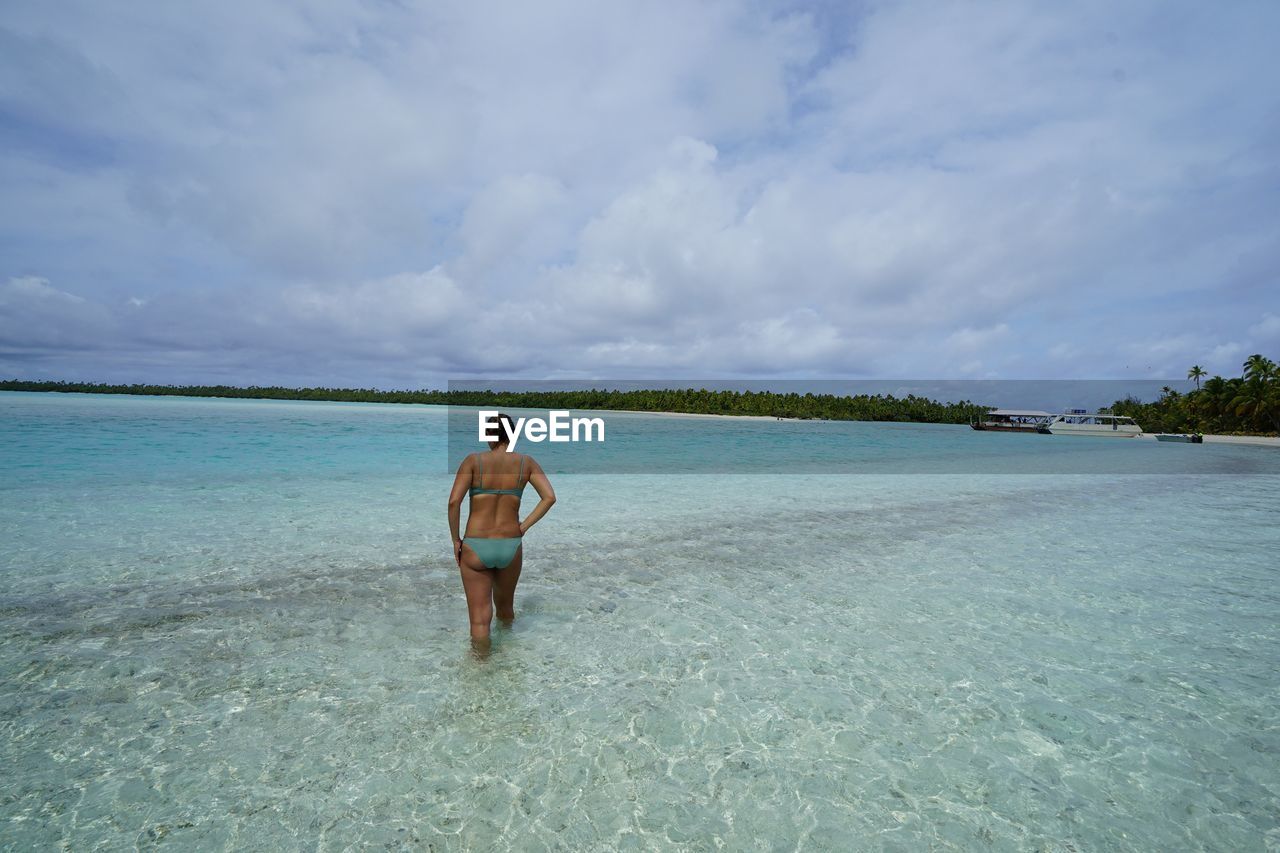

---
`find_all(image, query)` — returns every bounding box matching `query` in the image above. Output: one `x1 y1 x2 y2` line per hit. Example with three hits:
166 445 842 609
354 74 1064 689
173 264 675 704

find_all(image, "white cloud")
0 276 114 351
946 324 1012 354
1248 313 1280 342
281 269 465 341
1 0 1277 383
0 276 83 305
1208 343 1246 373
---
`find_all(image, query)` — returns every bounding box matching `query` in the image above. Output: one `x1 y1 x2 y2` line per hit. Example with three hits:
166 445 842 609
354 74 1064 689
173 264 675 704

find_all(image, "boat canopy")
987 409 1051 417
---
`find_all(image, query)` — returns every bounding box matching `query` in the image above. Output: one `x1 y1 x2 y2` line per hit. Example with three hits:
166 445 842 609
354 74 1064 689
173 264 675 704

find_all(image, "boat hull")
1155 434 1203 443
970 423 1043 433
1037 425 1142 437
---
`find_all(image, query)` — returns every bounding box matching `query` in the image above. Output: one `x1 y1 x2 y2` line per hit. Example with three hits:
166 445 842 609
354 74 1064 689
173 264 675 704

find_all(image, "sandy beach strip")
1200 434 1280 448
1136 433 1280 447
483 406 1280 440
585 408 792 422
620 413 1280 444
611 412 1280 444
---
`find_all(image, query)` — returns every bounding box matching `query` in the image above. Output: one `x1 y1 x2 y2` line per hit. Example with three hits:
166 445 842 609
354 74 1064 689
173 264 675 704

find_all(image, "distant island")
5 354 1275 434
0 380 988 424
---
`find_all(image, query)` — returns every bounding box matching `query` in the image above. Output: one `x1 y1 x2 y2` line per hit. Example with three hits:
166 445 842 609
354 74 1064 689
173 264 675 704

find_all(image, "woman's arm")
519 457 556 535
447 455 474 565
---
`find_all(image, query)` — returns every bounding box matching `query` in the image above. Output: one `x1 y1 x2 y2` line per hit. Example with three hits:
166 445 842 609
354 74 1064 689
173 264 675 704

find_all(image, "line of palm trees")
9 357 1276 434
1111 354 1279 435
0 379 990 423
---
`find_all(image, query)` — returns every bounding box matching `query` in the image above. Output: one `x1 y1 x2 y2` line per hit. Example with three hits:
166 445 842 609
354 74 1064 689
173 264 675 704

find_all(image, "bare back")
463 450 526 538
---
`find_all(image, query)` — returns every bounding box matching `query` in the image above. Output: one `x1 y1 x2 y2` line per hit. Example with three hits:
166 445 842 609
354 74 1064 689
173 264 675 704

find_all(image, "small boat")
970 409 1052 433
1155 433 1203 443
1037 411 1142 437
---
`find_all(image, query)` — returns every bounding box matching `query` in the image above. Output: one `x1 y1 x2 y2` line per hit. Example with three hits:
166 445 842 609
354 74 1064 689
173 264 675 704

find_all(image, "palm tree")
1229 381 1280 433
1187 365 1206 389
1226 355 1280 433
1243 354 1276 382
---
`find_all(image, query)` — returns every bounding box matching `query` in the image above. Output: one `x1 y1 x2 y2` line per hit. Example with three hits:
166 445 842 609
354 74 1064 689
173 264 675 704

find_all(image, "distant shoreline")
606 408 795 422
1195 434 1280 448
1132 433 1280 447
0 381 988 426
622 411 1280 443
0 388 868 423
5 384 1274 438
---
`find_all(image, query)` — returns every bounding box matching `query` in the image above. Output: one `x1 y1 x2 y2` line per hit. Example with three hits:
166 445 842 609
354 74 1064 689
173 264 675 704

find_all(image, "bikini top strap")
518 453 526 485
475 453 483 488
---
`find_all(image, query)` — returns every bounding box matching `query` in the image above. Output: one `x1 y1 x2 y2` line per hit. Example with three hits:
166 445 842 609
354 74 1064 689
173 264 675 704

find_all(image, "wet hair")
486 412 516 445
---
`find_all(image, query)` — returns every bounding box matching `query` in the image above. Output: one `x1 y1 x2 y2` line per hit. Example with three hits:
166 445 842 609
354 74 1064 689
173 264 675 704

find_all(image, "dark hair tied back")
487 412 516 445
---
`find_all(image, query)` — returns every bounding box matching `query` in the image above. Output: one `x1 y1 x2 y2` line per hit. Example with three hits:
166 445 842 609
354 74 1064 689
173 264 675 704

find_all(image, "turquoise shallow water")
2 391 1279 850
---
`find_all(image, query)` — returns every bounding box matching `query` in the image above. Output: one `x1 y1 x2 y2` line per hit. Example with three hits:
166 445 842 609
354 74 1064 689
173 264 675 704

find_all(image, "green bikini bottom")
463 537 522 569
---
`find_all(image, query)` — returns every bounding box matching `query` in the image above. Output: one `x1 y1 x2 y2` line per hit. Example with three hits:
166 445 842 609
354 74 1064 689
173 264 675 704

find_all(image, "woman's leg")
492 545 523 626
458 545 495 645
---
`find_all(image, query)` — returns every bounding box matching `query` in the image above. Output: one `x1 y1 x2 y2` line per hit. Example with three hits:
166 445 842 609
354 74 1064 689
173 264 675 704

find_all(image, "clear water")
2 391 1278 850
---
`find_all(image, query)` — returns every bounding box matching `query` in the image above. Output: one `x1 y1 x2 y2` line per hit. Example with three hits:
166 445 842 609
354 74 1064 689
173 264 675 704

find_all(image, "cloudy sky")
2 0 1277 387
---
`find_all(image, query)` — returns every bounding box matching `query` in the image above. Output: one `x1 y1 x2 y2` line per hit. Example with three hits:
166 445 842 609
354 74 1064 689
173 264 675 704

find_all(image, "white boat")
1037 411 1142 437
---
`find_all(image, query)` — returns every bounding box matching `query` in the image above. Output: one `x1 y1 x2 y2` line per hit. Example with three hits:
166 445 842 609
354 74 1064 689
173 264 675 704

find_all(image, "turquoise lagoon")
1 391 1278 850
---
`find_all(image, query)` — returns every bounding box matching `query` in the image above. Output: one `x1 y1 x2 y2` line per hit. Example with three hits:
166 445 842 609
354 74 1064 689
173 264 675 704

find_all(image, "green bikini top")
469 453 527 498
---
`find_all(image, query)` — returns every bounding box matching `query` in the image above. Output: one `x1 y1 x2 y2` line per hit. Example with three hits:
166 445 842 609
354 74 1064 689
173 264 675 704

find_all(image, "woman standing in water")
448 413 556 648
